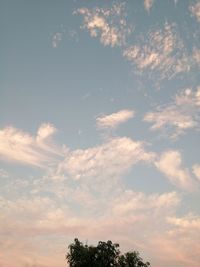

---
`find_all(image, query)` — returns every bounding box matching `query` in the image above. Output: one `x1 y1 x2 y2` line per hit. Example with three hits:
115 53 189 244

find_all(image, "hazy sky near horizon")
1 1 200 266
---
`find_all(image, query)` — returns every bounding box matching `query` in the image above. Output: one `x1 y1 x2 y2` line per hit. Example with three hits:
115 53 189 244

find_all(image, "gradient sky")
1 1 200 267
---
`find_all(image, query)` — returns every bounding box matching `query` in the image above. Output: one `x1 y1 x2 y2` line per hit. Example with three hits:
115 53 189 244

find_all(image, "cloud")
58 137 155 182
193 47 200 64
96 109 134 129
123 22 190 81
112 190 180 216
0 187 180 240
193 164 200 181
155 150 196 191
190 1 200 22
167 214 200 231
0 168 9 178
144 0 154 12
148 232 200 267
0 188 185 267
37 123 57 141
52 32 63 48
0 123 62 168
144 87 200 138
164 214 200 266
0 164 198 267
75 2 133 47
0 122 198 266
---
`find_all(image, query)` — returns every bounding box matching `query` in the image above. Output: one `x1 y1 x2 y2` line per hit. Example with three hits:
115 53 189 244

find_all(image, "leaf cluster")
66 238 150 267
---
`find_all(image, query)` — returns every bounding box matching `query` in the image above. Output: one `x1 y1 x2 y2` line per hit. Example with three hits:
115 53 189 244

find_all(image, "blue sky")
1 1 200 267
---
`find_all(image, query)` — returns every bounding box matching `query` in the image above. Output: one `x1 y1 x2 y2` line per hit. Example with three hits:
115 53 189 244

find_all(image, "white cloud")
37 123 57 141
75 2 133 47
155 150 196 191
58 137 155 181
96 109 134 129
144 87 200 138
123 22 190 81
0 124 62 168
190 1 200 22
193 164 200 181
144 0 154 12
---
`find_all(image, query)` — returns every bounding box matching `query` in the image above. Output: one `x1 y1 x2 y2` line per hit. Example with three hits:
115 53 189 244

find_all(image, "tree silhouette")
66 238 150 267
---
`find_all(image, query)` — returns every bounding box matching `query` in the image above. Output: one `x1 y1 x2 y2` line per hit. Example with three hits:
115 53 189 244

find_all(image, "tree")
66 238 150 267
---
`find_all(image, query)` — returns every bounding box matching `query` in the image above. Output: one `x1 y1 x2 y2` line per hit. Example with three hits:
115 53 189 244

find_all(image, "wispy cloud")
155 150 196 191
96 109 134 129
193 47 200 64
168 214 200 231
0 168 9 178
166 213 200 266
144 0 154 12
190 1 200 22
193 164 200 181
144 87 200 138
75 2 133 47
58 137 154 182
112 190 180 216
52 32 63 48
0 123 62 168
123 22 190 81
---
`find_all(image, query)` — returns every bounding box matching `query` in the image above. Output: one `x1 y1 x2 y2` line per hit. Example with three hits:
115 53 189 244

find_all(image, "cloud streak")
96 109 134 129
155 150 197 191
0 123 62 168
193 164 200 181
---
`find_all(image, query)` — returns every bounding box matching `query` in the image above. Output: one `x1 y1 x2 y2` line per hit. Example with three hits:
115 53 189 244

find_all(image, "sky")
1 0 200 266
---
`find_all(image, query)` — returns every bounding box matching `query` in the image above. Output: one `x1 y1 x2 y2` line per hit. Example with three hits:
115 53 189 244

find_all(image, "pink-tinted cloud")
0 123 62 168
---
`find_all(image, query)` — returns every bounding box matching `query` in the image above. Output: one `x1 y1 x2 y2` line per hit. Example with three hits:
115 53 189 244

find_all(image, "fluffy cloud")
190 1 200 22
75 2 132 47
144 0 154 12
37 123 57 141
58 137 154 181
144 87 200 138
123 22 190 81
0 123 62 168
155 150 196 191
96 109 134 129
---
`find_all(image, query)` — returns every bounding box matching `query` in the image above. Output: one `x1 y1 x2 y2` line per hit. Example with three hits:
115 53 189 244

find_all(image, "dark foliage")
66 238 150 267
